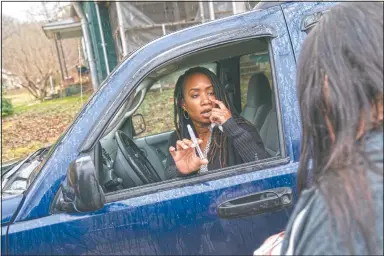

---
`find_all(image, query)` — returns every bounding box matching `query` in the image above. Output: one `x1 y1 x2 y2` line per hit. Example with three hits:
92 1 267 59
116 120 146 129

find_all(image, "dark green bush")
2 85 14 117
2 97 14 116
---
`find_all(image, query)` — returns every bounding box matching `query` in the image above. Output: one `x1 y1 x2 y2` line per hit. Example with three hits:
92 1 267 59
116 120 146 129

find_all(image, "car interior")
93 37 280 193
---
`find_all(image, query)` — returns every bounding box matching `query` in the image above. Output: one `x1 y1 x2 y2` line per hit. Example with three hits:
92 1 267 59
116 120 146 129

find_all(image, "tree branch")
23 72 39 92
20 81 39 99
3 16 77 100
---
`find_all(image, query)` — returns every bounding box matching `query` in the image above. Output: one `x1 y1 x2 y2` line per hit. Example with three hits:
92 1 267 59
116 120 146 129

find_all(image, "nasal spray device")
187 124 206 161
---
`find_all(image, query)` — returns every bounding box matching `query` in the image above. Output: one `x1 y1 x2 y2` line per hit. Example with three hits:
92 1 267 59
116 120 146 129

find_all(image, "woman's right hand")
169 138 209 175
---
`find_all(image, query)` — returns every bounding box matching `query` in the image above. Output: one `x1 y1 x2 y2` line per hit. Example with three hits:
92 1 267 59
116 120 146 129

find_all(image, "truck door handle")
217 187 293 219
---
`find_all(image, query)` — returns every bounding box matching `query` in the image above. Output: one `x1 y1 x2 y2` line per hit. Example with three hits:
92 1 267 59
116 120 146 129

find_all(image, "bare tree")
2 22 58 100
1 15 18 42
26 2 62 22
33 2 80 81
2 3 80 101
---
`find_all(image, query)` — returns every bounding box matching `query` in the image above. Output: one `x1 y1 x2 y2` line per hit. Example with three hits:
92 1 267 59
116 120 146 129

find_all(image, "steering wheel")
115 130 161 185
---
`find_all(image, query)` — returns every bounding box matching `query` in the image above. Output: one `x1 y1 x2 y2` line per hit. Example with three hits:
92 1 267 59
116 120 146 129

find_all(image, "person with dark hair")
165 66 269 179
276 2 383 255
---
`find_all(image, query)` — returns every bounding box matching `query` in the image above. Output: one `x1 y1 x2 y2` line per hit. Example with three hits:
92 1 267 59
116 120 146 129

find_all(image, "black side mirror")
132 114 146 136
57 156 105 212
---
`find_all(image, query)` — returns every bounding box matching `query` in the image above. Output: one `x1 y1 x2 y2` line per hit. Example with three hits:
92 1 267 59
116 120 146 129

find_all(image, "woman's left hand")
209 98 232 125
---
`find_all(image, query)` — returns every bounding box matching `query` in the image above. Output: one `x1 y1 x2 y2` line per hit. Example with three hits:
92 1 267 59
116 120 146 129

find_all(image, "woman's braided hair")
173 66 239 168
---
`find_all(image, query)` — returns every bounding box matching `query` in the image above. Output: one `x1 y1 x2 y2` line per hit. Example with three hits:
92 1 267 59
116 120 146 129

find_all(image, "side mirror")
132 114 146 136
58 156 105 212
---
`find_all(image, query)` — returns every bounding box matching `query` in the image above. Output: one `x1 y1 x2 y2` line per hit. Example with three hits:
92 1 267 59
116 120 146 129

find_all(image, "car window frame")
105 157 290 202
102 37 288 203
80 30 277 153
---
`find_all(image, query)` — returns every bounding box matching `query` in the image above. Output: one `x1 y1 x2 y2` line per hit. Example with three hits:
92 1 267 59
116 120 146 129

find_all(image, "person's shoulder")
291 187 329 225
282 188 341 254
288 185 384 254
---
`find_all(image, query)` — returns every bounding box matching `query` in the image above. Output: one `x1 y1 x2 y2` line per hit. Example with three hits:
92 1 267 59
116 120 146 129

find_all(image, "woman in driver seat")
165 67 269 179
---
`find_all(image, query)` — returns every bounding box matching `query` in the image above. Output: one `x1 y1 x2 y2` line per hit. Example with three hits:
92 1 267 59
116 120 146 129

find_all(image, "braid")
173 74 186 139
173 66 235 168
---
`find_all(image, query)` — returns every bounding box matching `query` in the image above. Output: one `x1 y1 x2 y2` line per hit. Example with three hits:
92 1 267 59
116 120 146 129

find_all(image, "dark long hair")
297 2 383 254
173 66 238 168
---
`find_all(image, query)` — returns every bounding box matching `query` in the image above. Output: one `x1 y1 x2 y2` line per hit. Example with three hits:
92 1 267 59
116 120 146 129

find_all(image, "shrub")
2 97 14 117
1 85 14 117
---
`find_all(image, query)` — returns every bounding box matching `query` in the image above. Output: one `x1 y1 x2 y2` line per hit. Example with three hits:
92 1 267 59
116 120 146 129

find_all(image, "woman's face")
181 73 217 125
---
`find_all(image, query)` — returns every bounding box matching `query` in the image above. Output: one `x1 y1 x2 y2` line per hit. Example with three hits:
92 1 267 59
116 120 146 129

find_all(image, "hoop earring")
183 110 190 119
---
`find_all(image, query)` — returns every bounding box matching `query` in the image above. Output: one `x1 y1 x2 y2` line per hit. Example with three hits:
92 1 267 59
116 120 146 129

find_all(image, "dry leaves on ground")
2 98 86 162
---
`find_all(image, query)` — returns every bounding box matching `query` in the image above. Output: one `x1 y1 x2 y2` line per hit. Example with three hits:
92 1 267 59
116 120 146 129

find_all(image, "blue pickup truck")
1 2 336 255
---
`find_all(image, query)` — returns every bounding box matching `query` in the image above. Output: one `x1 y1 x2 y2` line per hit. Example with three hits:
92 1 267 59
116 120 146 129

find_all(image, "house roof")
42 17 82 40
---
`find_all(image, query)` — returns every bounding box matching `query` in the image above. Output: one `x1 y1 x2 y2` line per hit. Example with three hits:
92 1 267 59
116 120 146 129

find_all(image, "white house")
1 69 22 90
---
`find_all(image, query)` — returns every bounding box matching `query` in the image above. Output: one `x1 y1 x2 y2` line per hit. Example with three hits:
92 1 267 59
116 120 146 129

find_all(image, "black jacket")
165 117 270 180
280 126 383 255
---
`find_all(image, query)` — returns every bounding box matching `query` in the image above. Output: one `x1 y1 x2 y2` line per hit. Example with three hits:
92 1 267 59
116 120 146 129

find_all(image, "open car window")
96 37 285 194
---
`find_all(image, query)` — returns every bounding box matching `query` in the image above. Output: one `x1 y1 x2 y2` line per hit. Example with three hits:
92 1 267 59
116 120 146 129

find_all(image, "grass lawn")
13 94 90 115
134 88 174 138
2 93 91 162
5 89 36 107
1 88 171 162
